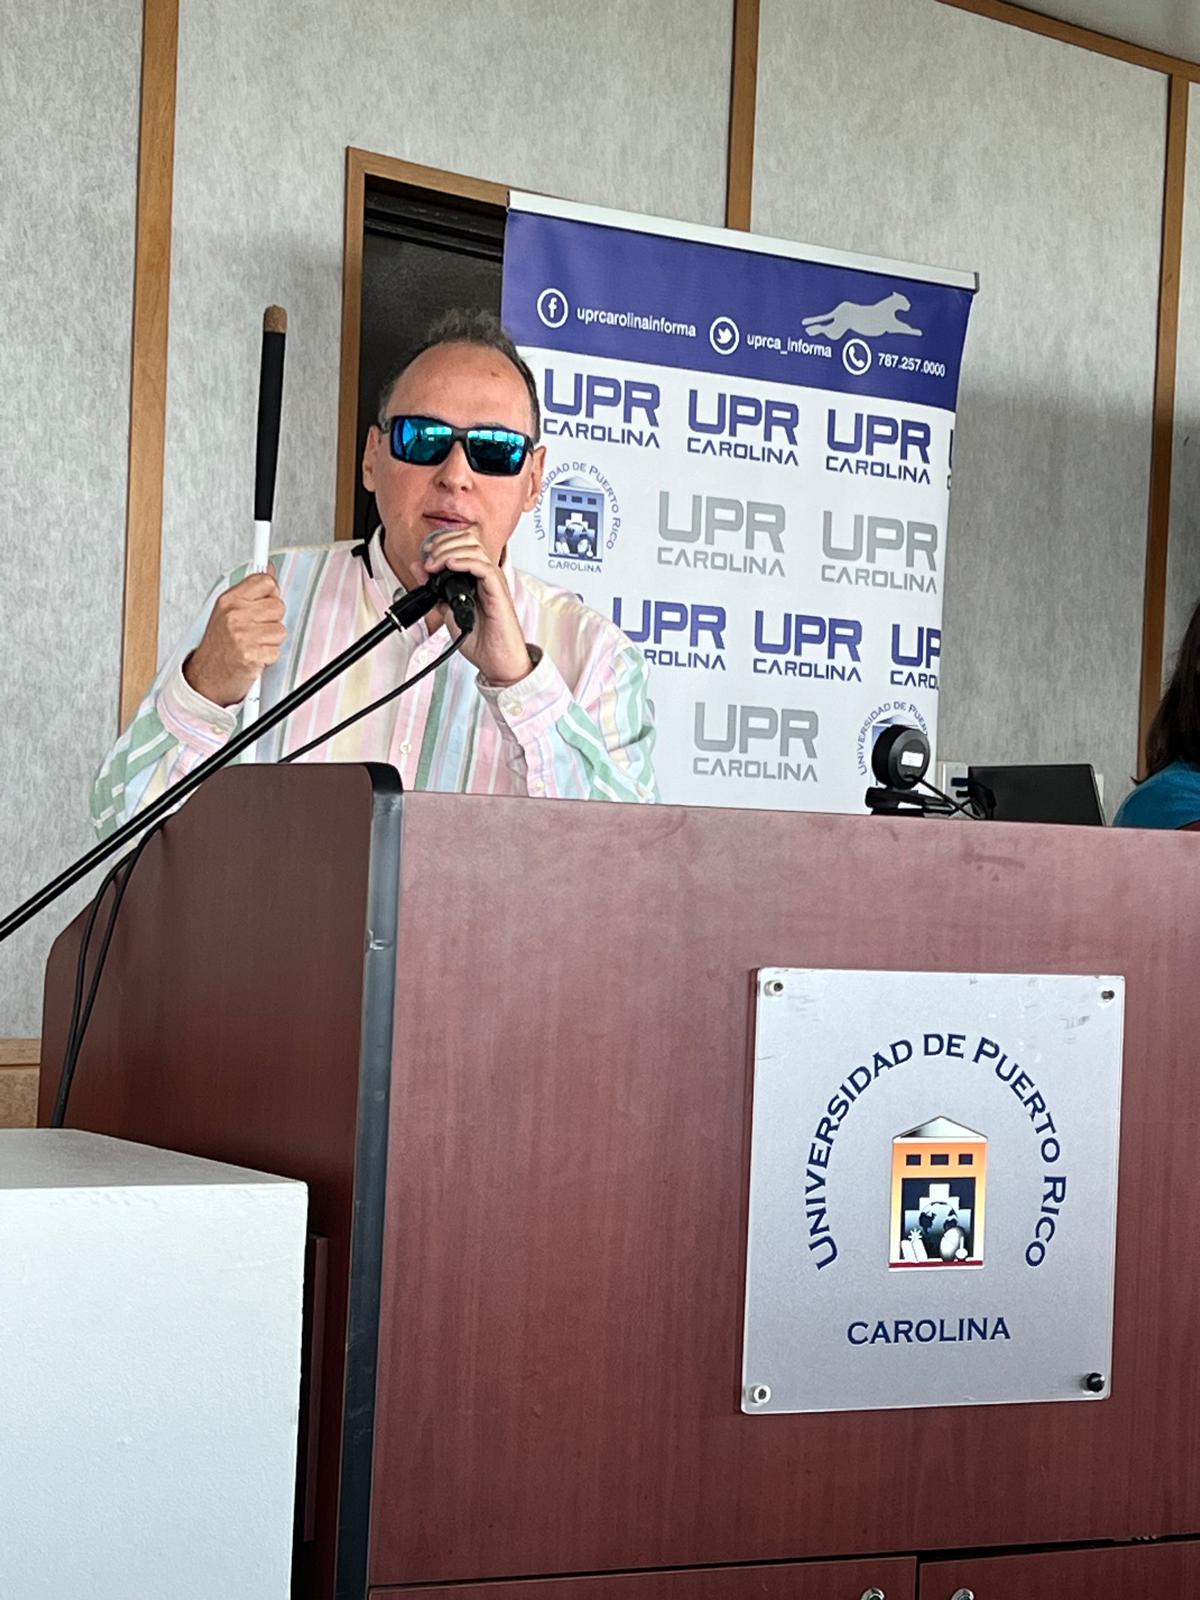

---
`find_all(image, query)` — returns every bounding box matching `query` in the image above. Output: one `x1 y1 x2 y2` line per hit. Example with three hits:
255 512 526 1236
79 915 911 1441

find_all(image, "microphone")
871 724 930 789
863 724 971 818
864 723 933 816
425 568 477 634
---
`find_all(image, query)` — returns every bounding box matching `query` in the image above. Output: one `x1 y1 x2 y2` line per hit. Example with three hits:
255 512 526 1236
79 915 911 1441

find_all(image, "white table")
0 1129 307 1599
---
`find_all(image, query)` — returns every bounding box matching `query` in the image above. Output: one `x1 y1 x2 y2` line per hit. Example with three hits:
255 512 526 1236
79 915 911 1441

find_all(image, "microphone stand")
0 585 442 944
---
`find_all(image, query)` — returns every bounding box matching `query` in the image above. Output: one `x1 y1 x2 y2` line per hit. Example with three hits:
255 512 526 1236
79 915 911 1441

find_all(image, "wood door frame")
0 1040 40 1129
726 0 759 230
1141 75 1190 763
120 0 179 726
334 152 510 546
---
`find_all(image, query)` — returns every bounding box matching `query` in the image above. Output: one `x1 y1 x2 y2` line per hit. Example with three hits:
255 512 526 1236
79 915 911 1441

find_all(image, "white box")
0 1130 307 1599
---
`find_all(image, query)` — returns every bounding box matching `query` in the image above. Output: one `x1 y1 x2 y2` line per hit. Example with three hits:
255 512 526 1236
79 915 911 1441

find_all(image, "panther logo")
802 291 922 342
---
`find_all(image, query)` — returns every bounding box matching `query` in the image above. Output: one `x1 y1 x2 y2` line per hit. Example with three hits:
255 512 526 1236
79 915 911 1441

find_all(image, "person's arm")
414 526 657 803
476 640 657 802
90 564 285 838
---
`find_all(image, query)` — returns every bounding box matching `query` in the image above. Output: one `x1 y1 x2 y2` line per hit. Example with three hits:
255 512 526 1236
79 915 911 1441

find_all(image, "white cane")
242 305 287 741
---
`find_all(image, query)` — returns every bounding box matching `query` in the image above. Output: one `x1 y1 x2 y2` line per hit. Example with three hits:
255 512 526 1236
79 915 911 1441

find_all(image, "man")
92 311 658 837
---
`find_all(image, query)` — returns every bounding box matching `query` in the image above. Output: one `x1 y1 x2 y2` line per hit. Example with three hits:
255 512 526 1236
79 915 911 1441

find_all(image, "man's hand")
413 528 534 687
183 570 286 707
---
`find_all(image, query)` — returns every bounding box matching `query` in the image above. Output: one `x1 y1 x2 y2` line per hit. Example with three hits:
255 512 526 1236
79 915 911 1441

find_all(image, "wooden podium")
39 765 1200 1600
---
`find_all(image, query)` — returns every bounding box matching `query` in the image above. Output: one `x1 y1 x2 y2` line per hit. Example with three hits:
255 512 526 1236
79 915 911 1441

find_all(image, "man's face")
362 341 545 577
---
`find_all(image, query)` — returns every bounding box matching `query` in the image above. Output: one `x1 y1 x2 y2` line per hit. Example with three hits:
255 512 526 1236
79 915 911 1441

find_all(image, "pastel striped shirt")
91 530 658 837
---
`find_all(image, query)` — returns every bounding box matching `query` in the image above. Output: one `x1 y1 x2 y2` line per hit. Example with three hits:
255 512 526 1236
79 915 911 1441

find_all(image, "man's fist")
183 571 286 708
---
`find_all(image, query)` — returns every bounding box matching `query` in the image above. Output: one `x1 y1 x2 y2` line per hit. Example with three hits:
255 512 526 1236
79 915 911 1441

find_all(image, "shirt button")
529 779 544 795
400 741 412 754
503 698 523 716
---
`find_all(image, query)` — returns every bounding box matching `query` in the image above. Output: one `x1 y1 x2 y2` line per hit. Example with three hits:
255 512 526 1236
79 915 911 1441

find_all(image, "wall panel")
0 0 142 1034
755 0 1166 811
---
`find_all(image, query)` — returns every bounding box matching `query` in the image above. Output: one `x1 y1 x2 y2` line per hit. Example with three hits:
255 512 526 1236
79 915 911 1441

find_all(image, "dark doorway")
355 184 506 541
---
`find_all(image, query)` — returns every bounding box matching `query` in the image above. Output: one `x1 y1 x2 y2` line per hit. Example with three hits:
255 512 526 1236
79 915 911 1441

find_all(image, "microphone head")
427 568 477 634
263 305 287 335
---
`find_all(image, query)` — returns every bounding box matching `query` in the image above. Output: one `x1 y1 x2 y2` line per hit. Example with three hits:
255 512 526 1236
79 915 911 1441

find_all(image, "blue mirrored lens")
395 417 453 465
467 428 528 475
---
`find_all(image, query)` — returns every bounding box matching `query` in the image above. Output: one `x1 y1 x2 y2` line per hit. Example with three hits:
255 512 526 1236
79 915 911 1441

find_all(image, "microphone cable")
47 624 466 1122
282 633 466 765
51 821 162 1127
917 776 986 819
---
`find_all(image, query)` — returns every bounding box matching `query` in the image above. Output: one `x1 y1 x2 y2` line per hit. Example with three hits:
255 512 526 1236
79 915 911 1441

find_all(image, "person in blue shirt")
1115 604 1200 829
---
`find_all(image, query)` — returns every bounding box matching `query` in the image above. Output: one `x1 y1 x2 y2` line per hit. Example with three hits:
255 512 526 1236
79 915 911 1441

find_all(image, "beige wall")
0 0 142 1039
756 0 1165 810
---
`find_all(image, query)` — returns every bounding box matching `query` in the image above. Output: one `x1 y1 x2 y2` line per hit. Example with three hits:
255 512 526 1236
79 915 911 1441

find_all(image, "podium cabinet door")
920 1540 1200 1598
380 1560 916 1600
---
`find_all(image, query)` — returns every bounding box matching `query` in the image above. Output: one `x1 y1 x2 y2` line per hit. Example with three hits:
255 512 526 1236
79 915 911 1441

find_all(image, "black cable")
51 824 161 1128
0 584 443 945
45 621 465 1120
282 633 466 764
55 853 130 1123
918 776 984 820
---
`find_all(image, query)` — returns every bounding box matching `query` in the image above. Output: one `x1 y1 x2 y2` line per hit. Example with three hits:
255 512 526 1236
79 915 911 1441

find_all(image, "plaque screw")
860 1589 887 1600
763 978 784 997
1100 988 1116 1002
950 1590 976 1600
1083 1371 1107 1393
745 1383 772 1405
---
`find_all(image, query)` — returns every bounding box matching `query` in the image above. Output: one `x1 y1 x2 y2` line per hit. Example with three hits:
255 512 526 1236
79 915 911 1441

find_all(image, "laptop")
965 763 1105 826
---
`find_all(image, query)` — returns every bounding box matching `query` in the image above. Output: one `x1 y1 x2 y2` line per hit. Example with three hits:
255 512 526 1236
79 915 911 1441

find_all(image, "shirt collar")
375 527 406 595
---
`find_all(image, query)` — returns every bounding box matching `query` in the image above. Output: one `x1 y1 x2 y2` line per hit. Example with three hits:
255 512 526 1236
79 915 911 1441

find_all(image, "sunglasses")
384 414 533 477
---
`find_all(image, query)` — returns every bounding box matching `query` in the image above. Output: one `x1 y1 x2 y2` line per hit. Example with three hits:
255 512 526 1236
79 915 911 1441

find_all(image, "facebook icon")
537 287 570 329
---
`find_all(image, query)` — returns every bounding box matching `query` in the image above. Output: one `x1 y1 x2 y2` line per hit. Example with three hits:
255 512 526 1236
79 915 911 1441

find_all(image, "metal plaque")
742 969 1124 1413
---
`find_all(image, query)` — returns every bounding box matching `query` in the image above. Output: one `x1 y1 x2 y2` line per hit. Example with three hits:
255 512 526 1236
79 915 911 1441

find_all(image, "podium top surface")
0 1129 305 1192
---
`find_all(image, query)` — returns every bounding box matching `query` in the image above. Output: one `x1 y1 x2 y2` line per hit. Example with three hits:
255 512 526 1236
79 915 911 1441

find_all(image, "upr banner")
501 193 977 811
